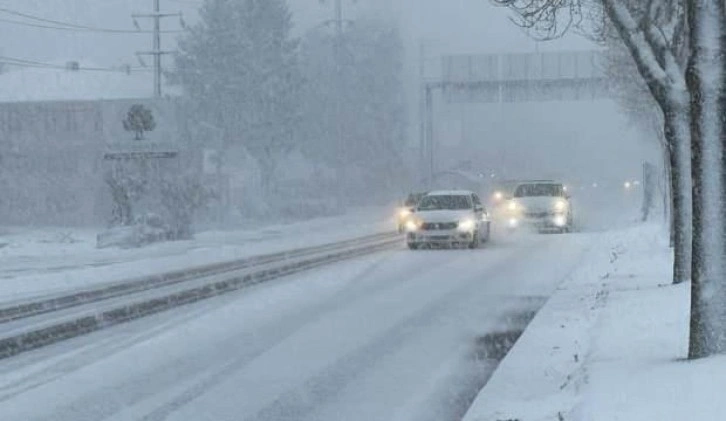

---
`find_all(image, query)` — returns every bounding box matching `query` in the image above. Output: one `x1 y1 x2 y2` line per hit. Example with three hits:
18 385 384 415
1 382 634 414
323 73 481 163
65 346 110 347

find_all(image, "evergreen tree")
299 18 408 202
171 0 302 193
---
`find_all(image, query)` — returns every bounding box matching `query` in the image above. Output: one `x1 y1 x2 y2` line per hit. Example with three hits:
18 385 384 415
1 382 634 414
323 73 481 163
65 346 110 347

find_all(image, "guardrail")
0 233 401 359
0 232 398 324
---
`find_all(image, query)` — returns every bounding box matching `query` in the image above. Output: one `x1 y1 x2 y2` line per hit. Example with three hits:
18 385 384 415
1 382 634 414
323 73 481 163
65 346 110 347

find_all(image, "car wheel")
407 242 419 250
469 231 480 249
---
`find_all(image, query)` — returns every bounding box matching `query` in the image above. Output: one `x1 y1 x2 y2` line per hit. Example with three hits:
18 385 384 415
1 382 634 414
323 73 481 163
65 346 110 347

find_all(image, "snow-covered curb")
463 223 692 421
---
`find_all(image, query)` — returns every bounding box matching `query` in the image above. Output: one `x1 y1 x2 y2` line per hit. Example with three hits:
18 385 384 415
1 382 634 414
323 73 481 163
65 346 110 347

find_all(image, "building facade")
0 98 185 226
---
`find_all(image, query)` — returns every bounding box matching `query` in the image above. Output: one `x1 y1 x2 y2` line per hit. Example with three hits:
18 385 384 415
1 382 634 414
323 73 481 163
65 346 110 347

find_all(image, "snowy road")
0 232 595 421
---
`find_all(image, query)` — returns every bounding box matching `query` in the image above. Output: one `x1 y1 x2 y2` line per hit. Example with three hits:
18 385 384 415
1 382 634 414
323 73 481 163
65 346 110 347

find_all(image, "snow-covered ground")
0 230 596 421
462 222 711 421
0 207 394 303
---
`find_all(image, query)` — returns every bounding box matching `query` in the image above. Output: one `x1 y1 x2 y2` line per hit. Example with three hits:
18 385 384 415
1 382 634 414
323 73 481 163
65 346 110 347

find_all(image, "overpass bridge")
420 50 615 186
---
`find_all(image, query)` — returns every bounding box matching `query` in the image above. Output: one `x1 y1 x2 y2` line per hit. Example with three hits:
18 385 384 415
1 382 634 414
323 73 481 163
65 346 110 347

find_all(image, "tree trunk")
687 0 726 359
665 145 675 247
598 0 692 286
663 104 692 284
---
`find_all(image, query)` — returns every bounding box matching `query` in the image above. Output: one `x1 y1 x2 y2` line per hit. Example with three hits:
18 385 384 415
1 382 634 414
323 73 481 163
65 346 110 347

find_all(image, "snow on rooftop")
0 65 180 103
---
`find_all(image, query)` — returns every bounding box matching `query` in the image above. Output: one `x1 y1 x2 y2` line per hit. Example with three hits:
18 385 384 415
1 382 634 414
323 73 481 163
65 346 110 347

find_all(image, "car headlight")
493 191 503 201
554 200 567 212
553 215 567 227
405 219 421 232
458 218 476 232
507 201 518 211
399 208 412 218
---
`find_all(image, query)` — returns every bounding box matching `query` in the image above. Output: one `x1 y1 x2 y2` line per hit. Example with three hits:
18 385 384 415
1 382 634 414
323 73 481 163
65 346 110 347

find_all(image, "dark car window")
514 183 564 198
418 195 472 211
404 193 425 207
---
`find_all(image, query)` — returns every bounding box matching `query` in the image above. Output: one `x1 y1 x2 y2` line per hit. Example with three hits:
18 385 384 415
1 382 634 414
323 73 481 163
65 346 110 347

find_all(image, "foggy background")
0 0 660 228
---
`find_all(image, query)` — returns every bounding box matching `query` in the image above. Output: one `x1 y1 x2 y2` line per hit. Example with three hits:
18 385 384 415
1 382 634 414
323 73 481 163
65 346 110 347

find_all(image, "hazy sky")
0 0 595 66
1 1 656 187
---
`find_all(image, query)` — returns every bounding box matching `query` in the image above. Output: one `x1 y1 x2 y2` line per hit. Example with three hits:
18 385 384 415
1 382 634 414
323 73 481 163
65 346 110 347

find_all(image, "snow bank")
463 222 700 421
0 207 394 303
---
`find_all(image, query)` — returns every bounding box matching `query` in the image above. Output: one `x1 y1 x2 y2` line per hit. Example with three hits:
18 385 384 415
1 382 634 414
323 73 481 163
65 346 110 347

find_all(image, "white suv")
506 181 573 233
405 190 491 249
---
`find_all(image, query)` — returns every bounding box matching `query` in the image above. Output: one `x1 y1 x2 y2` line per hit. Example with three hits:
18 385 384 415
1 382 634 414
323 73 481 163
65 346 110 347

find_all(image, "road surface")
0 232 595 421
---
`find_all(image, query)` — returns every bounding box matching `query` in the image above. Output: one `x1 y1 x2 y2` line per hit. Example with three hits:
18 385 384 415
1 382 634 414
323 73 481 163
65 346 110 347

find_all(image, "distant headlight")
554 200 568 212
493 191 504 201
399 208 412 218
458 218 476 232
553 215 567 227
405 219 420 232
508 201 518 211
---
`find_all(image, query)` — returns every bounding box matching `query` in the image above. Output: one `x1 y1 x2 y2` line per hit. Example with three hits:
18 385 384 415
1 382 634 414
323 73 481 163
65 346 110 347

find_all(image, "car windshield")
514 184 564 198
404 193 425 207
418 195 471 210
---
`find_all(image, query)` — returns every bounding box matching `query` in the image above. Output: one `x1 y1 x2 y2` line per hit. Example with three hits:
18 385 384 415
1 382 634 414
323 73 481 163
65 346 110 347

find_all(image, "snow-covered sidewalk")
462 223 723 421
0 207 395 303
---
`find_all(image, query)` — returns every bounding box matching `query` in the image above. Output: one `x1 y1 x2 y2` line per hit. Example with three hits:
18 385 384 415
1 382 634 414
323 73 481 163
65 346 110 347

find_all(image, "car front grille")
524 211 552 218
421 222 458 231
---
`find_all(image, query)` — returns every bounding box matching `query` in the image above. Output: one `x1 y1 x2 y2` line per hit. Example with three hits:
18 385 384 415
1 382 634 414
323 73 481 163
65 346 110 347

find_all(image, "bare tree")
604 30 679 245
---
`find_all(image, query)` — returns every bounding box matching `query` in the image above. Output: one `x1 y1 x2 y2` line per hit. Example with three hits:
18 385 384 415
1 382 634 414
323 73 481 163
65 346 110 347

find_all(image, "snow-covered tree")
159 174 214 240
170 0 302 194
495 0 691 285
299 18 407 203
493 0 726 358
104 165 148 226
602 17 691 280
684 0 726 359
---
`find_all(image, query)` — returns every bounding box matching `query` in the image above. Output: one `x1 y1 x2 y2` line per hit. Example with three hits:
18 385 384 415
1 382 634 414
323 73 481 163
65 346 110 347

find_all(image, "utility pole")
418 41 426 186
425 83 434 188
334 0 343 36
133 0 182 97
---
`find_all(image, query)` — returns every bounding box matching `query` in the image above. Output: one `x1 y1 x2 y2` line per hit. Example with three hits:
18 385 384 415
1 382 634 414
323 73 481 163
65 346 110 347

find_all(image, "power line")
0 6 119 30
0 56 150 73
0 7 183 34
0 17 183 34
